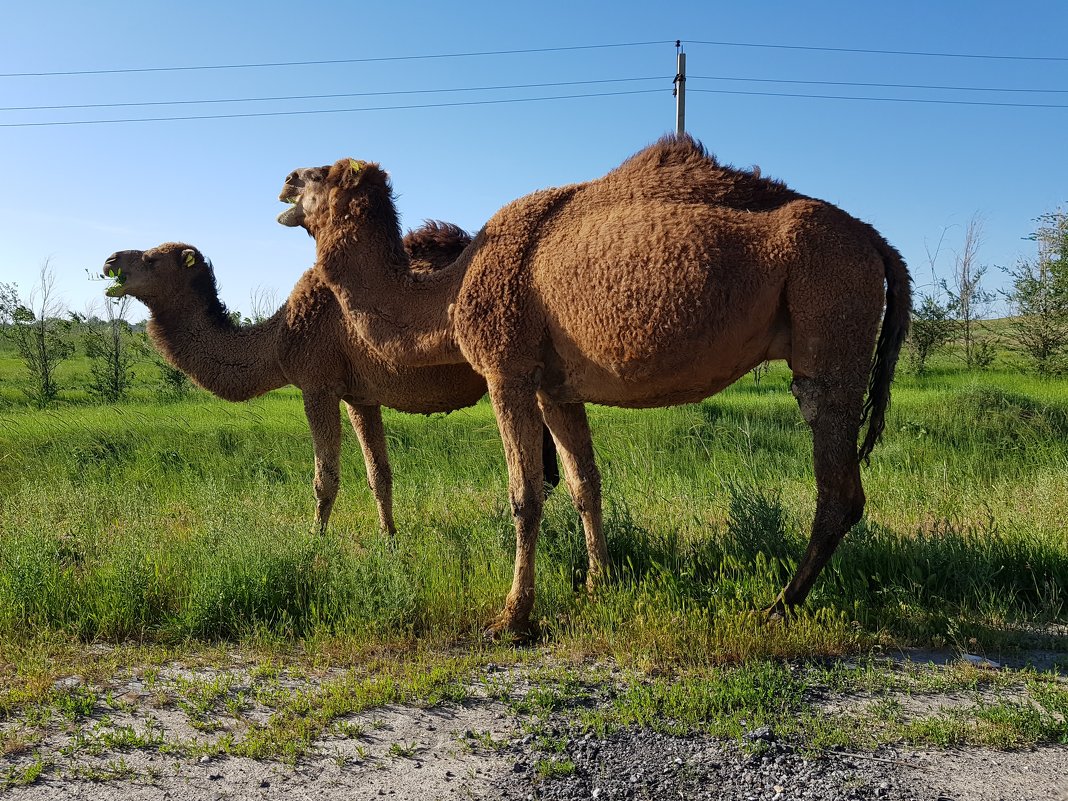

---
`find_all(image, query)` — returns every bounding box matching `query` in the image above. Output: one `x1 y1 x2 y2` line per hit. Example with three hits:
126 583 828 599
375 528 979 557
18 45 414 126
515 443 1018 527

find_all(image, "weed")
535 757 577 779
387 741 421 759
334 720 366 739
52 685 97 722
0 752 49 790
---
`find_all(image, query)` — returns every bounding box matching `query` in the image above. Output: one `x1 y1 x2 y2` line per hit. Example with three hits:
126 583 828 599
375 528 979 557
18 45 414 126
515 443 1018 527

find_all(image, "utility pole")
673 40 686 134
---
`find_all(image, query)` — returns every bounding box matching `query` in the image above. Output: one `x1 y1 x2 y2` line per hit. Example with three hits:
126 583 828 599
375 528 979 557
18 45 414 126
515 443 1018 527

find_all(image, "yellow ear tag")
349 159 361 173
184 252 196 268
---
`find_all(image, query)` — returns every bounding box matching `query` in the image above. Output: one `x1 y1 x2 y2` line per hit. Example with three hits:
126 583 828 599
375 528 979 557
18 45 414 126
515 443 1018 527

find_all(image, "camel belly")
541 317 784 407
344 361 487 414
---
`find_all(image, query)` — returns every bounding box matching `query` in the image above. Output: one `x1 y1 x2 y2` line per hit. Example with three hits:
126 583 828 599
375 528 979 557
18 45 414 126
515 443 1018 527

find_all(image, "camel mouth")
277 197 305 227
102 264 127 297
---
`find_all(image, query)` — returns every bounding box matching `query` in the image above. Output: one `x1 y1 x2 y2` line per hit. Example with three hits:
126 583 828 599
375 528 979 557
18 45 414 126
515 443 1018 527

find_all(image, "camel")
277 134 912 636
100 228 560 534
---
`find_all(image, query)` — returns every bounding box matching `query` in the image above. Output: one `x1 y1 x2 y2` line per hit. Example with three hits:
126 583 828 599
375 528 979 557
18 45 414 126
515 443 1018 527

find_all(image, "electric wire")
689 87 1068 109
687 39 1068 62
690 75 1068 95
6 73 1061 115
0 76 671 113
0 41 673 78
0 88 665 128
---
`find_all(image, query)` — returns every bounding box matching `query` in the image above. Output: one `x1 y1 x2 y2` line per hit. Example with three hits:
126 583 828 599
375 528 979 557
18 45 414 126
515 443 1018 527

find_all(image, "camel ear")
335 159 368 188
182 249 197 268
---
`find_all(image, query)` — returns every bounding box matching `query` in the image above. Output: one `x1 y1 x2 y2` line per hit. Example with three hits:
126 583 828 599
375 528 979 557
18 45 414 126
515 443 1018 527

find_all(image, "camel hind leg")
772 231 886 612
771 373 866 613
345 403 396 536
538 398 609 589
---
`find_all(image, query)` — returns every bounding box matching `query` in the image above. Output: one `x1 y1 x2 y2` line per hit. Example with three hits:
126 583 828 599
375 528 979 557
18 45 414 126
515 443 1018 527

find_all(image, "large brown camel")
278 134 912 636
100 229 560 534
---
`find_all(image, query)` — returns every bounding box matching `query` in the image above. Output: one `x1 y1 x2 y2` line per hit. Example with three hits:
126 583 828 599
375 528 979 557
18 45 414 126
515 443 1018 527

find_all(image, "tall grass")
0 365 1066 663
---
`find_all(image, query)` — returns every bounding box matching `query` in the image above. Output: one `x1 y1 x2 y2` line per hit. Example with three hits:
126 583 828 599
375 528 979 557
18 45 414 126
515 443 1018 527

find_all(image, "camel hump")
403 220 473 271
602 134 803 211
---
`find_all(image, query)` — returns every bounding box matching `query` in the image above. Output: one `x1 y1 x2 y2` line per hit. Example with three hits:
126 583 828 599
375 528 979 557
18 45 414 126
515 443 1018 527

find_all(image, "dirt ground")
3 649 1066 801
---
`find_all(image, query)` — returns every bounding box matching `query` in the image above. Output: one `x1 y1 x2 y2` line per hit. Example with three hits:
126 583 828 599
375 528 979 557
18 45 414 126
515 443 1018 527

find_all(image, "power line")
688 39 1068 62
0 76 670 113
690 75 1068 95
0 41 673 79
689 87 1068 109
0 88 665 128
7 72 1059 116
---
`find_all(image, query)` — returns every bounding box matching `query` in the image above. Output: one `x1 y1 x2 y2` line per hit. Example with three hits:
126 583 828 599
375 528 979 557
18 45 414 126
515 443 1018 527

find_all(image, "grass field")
1 344 1066 764
1 342 1066 653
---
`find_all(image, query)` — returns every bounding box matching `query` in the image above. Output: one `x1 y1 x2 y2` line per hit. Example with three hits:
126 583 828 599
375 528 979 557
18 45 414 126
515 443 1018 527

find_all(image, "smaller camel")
101 231 559 533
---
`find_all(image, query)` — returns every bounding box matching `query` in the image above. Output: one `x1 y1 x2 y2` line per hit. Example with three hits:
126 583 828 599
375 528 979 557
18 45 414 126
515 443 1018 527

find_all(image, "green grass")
1 359 1066 659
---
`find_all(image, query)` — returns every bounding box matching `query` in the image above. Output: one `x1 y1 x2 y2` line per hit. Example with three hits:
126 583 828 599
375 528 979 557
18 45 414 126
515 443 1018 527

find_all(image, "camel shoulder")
483 184 581 239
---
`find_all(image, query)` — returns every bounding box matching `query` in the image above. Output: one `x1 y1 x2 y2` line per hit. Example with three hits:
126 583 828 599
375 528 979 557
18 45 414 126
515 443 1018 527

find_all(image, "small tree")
908 230 959 374
909 293 957 374
1003 207 1068 374
131 330 191 399
145 335 192 398
0 263 74 407
941 215 997 369
75 295 136 402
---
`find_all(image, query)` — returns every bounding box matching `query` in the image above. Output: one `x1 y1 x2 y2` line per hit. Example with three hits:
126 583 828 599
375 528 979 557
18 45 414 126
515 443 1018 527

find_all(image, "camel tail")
858 235 912 463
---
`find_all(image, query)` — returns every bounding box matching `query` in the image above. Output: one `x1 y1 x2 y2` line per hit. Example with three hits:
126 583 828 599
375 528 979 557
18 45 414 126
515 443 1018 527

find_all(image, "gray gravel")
490 727 922 801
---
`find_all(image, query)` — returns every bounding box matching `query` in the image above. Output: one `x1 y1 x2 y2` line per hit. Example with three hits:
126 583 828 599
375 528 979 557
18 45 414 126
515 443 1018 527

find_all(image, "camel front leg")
538 398 608 591
345 403 396 536
302 390 342 533
487 377 546 639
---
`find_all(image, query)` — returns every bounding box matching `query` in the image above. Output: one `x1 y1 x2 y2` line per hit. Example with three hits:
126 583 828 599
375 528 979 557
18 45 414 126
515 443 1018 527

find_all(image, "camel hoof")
761 598 790 624
483 617 538 644
585 566 612 594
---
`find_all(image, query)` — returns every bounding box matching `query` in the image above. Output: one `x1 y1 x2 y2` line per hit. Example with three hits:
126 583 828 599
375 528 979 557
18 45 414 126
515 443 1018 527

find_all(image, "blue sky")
1 1 1065 320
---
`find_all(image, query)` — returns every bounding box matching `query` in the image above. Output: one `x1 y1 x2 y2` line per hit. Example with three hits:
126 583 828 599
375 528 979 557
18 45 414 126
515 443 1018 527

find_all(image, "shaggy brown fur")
101 227 559 534
280 135 912 636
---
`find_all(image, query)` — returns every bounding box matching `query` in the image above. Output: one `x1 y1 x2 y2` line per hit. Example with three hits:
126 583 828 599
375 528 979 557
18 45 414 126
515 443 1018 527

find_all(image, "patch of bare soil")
6 700 517 800
898 746 1068 801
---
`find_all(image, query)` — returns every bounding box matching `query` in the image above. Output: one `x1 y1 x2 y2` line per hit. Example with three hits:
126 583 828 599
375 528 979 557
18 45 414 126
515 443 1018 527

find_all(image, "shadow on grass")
573 482 1068 652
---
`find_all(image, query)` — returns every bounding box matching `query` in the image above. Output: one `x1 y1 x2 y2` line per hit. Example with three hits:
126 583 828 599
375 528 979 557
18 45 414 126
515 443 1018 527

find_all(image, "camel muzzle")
101 256 128 297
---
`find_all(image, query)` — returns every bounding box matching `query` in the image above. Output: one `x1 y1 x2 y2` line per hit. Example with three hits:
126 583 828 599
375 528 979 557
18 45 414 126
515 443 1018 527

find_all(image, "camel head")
277 158 391 235
101 242 213 302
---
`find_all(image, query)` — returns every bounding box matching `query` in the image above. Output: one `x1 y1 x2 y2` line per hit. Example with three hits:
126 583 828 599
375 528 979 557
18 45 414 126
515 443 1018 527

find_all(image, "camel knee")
845 485 865 530
366 463 393 495
568 467 601 513
791 377 822 425
510 497 543 528
314 467 340 502
817 481 865 532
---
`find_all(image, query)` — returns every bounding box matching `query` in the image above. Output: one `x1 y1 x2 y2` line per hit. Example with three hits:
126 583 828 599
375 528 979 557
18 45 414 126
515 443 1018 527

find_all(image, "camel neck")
146 300 287 401
318 222 466 367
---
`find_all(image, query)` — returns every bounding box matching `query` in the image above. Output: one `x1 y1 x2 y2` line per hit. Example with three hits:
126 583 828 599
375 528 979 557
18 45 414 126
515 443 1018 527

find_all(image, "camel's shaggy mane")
181 250 243 331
